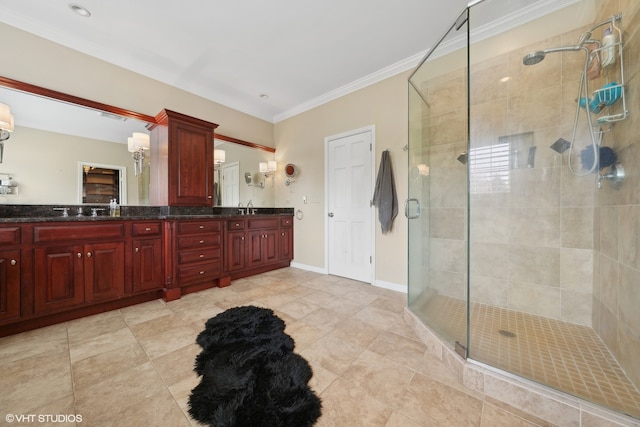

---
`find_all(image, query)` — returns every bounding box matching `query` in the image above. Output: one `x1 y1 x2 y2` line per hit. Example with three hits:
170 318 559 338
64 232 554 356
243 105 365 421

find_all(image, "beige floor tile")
367 331 429 371
480 402 540 426
0 323 68 364
300 333 365 376
69 325 139 364
72 342 149 391
120 299 174 326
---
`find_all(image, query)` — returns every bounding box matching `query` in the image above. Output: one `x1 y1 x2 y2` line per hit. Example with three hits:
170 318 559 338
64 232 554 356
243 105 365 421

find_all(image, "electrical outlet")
303 196 307 204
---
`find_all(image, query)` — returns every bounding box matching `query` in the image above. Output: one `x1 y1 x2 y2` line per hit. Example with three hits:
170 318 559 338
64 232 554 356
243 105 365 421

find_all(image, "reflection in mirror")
0 84 151 205
214 139 276 207
78 162 127 205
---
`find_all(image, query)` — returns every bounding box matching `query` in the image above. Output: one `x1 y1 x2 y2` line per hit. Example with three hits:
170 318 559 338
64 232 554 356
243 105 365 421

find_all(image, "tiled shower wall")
592 0 640 390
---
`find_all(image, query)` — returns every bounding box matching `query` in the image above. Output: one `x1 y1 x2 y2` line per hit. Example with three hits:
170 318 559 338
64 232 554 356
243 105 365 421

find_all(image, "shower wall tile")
510 168 561 208
470 208 509 244
430 238 466 274
617 321 640 389
508 282 561 319
507 35 562 96
599 206 619 260
430 207 465 240
469 274 508 307
469 56 508 105
507 85 564 134
428 111 466 147
560 248 593 292
598 253 619 314
598 299 619 357
561 167 597 207
508 207 561 247
426 70 466 116
428 270 465 300
618 264 640 336
470 243 509 280
510 245 560 286
618 205 640 270
470 100 508 145
561 289 592 325
561 207 594 249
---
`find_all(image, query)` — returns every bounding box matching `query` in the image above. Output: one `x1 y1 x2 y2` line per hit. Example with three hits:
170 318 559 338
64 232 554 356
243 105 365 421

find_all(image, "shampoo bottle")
601 28 616 67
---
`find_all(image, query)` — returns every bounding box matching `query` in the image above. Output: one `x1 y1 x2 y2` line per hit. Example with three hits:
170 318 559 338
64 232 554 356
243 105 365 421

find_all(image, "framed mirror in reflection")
0 76 277 207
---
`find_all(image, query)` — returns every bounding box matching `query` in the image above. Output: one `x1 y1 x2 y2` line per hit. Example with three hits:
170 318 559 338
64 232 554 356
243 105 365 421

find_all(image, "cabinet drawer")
0 227 20 245
227 219 245 230
280 217 293 227
178 221 221 234
247 218 279 229
33 223 125 243
132 222 162 236
177 233 221 250
178 248 221 265
177 262 221 285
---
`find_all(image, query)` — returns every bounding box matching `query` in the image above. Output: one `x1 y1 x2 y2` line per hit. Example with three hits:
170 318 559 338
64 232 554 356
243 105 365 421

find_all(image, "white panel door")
222 162 239 206
327 128 373 283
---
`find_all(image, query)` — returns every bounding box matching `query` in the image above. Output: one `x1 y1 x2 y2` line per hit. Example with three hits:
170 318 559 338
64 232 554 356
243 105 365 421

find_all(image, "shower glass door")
407 10 469 353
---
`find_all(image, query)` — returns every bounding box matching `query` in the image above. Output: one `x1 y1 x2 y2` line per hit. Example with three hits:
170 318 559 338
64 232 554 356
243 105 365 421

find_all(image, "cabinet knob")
241 236 244 241
199 271 205 275
199 240 205 244
10 259 17 266
145 227 152 231
199 225 204 229
282 232 285 236
77 252 82 258
86 252 92 258
135 247 139 253
199 254 205 258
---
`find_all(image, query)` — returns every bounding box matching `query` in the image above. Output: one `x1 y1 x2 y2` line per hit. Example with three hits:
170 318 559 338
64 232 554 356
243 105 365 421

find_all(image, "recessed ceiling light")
259 94 269 100
69 4 91 17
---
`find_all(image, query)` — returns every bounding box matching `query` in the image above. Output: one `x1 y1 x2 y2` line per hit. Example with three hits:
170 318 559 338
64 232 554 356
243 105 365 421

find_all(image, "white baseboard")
290 262 327 275
374 279 407 293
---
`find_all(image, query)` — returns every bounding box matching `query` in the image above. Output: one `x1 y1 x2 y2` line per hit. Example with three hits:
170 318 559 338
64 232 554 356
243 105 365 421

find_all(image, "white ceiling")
0 0 475 123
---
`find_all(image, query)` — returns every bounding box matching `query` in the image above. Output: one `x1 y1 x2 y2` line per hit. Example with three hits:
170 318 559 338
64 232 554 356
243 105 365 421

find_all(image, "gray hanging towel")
372 150 398 234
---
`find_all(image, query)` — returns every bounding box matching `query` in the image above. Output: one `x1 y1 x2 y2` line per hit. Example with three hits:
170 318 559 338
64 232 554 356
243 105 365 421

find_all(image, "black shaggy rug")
188 305 322 427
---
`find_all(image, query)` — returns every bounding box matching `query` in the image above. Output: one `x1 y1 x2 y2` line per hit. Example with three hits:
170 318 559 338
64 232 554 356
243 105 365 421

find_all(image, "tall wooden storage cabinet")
150 109 219 206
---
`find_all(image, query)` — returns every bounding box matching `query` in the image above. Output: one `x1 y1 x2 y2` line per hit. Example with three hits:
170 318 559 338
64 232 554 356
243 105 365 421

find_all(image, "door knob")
328 212 334 217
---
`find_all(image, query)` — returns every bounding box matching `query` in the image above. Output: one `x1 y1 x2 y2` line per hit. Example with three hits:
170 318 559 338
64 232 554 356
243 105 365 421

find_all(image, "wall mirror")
214 136 276 208
0 76 277 207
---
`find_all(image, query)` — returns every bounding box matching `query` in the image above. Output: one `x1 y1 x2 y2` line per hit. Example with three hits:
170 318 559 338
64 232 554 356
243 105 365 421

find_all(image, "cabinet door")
34 244 84 313
279 227 294 261
84 242 125 303
133 238 163 293
247 229 278 268
226 230 246 272
168 118 214 206
0 249 20 323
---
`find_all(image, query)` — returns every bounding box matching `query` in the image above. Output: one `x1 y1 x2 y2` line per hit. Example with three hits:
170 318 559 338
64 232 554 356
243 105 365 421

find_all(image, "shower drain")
498 329 516 338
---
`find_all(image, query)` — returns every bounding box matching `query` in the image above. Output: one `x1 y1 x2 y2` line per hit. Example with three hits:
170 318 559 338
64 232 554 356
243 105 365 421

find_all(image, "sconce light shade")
214 149 226 164
268 160 277 172
259 162 268 173
0 103 15 143
127 132 150 152
127 132 150 176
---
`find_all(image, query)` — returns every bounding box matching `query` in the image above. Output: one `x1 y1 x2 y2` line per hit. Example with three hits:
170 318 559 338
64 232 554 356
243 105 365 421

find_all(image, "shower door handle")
404 198 421 219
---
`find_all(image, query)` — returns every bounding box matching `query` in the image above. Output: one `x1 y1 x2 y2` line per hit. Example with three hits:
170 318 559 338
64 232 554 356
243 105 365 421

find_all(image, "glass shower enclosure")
408 0 639 420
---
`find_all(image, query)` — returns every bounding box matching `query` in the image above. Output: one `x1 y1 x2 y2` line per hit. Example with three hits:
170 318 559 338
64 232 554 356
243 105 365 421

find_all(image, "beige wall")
274 73 410 288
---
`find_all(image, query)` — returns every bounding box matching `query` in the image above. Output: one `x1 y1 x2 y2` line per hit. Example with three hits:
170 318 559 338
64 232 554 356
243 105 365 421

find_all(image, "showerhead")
523 51 546 66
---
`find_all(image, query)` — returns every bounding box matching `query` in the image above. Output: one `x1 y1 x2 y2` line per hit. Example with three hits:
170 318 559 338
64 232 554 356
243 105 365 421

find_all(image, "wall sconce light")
259 160 277 178
417 164 430 176
214 149 226 169
127 132 150 176
0 103 15 163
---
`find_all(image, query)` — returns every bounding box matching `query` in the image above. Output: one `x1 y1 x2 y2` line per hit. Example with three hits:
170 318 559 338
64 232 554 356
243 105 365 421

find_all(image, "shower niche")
408 0 639 423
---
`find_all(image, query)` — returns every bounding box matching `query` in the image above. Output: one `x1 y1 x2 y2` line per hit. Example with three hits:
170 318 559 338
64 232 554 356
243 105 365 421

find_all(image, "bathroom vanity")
0 207 294 337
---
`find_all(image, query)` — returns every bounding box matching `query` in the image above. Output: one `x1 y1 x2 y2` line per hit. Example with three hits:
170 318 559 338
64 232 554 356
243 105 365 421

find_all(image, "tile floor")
415 294 640 420
0 267 617 426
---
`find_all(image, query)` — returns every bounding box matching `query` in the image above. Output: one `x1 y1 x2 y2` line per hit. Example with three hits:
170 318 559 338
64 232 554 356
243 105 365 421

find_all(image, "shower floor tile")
413 294 640 419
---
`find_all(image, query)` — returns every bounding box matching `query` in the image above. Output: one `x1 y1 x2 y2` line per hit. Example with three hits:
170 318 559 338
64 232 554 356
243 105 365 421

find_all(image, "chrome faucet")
238 202 245 215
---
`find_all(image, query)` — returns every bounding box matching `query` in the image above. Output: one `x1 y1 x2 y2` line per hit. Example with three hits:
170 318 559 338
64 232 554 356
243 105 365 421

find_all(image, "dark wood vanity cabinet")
0 226 21 324
151 110 219 207
169 219 224 295
32 223 126 314
131 222 164 294
225 216 294 279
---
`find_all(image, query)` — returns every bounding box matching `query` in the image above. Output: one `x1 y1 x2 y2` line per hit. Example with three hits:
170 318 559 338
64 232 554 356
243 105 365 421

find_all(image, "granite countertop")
0 205 294 223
